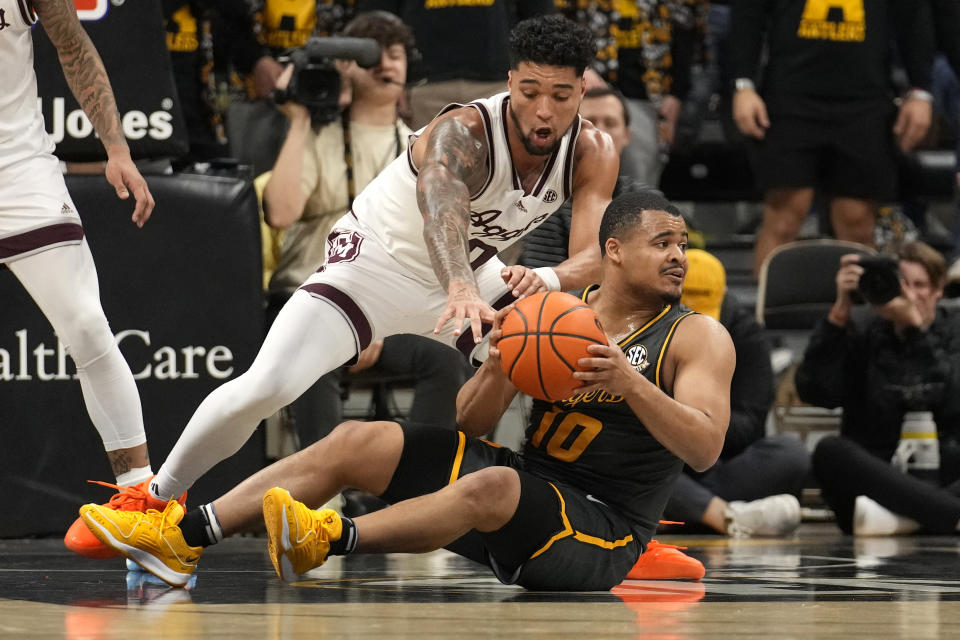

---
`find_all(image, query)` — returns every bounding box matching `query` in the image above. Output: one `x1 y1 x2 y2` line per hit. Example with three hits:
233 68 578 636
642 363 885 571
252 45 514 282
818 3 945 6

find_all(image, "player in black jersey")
80 191 735 591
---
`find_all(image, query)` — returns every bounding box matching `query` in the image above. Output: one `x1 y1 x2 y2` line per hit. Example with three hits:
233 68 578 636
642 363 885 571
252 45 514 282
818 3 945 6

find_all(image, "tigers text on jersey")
0 1 55 169
347 91 580 286
522 287 695 540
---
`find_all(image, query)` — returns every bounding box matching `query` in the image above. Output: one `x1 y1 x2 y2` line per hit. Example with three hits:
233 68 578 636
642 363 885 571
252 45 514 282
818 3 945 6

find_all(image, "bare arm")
35 0 153 225
574 314 735 471
455 309 520 436
263 113 312 229
551 124 618 290
263 66 313 230
456 357 520 437
413 111 493 342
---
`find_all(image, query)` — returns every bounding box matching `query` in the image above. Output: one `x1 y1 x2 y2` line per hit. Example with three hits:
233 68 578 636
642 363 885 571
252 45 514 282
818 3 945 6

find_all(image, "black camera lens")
857 255 901 305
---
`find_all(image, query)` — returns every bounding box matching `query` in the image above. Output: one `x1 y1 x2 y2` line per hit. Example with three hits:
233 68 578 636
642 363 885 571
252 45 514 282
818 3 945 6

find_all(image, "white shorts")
300 221 513 361
0 152 83 263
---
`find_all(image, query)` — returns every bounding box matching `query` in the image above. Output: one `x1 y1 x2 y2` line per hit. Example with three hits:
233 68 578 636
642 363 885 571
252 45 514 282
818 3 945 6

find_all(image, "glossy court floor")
2 523 959 639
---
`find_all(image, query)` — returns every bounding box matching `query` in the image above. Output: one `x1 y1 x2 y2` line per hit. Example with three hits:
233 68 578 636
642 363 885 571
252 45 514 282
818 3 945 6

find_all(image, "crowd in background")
77 0 960 536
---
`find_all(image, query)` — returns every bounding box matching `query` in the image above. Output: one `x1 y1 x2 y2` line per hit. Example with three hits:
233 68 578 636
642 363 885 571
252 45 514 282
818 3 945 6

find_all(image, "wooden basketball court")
2 523 958 639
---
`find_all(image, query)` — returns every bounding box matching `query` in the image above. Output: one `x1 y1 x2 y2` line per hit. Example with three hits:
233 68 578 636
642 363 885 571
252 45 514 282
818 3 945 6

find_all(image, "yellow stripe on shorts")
528 484 633 559
448 431 466 485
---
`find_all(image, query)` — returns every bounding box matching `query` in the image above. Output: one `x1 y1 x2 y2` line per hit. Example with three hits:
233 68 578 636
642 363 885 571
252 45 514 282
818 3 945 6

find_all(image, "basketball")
497 291 607 402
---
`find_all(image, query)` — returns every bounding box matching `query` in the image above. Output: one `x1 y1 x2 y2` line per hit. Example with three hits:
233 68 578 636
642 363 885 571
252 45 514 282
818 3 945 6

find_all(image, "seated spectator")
796 242 960 535
663 249 807 538
262 11 470 456
731 0 933 276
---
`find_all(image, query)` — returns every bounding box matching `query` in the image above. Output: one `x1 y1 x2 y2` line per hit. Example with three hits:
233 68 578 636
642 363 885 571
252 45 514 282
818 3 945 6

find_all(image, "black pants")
813 435 960 534
663 435 810 525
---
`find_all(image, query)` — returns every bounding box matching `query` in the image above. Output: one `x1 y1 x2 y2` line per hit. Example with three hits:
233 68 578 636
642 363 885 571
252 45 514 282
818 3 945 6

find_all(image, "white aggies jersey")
346 91 581 286
0 1 55 170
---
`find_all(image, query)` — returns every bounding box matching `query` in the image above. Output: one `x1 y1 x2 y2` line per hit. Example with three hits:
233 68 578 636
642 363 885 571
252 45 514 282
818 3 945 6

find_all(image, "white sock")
854 495 921 536
115 465 152 487
148 469 184 502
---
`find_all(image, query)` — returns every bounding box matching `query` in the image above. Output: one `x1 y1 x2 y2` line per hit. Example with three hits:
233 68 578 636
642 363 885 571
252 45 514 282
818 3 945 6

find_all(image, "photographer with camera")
796 242 960 536
262 12 471 457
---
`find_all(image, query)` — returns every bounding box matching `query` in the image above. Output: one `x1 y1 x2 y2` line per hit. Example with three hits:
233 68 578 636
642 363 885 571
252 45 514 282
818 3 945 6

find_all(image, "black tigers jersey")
520 285 695 540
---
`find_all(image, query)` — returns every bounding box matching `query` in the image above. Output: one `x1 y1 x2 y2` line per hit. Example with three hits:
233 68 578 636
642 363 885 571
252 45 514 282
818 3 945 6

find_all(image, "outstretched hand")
434 281 496 344
105 150 154 228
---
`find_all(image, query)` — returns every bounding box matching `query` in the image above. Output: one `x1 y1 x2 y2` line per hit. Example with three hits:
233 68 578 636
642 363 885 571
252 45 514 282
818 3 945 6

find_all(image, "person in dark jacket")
665 249 809 537
796 241 960 535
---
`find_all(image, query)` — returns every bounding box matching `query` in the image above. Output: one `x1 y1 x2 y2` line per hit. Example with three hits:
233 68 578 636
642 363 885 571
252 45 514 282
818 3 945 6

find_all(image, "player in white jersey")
73 15 618 553
0 0 159 557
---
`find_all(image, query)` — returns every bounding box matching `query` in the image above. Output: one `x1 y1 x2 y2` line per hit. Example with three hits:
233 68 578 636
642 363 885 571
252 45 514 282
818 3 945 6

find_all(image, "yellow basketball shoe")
79 499 203 588
262 487 342 582
65 478 187 559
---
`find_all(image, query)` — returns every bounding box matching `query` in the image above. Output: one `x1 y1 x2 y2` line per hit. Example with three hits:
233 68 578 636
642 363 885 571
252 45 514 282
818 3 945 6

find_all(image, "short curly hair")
509 15 596 76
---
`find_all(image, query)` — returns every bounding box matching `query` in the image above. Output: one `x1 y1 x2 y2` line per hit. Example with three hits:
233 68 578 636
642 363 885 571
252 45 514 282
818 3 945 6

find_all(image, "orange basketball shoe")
625 540 705 581
65 478 186 559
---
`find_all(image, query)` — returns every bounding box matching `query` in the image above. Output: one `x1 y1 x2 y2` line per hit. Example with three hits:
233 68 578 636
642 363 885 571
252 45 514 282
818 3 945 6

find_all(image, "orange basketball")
498 291 607 402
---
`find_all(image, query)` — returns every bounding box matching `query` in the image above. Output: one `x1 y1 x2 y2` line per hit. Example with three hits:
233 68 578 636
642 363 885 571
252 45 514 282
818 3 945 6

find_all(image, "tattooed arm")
412 110 492 344
34 0 154 226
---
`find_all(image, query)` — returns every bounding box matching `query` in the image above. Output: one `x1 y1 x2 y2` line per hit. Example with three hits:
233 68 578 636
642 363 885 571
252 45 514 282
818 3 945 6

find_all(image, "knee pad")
63 310 116 368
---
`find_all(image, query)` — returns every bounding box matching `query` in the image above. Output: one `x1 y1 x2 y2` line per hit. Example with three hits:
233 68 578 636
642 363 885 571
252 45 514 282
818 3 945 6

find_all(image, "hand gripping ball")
497 291 607 402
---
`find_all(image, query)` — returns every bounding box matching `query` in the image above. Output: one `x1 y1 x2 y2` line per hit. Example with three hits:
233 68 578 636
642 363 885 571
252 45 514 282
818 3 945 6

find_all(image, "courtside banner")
32 0 189 161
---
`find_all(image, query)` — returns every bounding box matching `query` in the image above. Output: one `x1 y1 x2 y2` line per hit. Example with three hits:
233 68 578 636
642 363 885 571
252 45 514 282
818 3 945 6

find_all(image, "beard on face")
508 103 571 156
662 291 682 307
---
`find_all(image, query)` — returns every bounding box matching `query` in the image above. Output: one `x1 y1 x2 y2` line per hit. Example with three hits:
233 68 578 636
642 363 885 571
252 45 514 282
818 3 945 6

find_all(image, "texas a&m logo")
625 344 650 373
74 0 109 21
327 230 364 264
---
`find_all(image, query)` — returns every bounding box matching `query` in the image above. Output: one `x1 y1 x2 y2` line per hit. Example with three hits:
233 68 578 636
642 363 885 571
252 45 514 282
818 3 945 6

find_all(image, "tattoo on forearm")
35 0 126 149
417 118 488 290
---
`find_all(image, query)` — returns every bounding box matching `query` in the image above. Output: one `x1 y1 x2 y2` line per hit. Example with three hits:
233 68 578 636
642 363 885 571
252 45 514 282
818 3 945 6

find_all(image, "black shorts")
748 96 898 201
380 425 642 591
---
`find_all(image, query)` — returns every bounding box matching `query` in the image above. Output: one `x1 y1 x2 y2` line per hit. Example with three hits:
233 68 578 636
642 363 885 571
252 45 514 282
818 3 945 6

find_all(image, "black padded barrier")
0 173 265 537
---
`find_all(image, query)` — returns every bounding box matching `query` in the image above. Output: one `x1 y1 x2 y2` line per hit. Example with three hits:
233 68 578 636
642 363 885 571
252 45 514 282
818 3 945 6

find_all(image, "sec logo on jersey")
74 0 108 21
625 344 650 373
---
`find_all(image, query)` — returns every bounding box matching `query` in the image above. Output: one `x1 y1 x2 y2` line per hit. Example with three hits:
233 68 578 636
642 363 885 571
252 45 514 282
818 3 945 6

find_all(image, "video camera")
857 255 902 306
273 37 382 125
